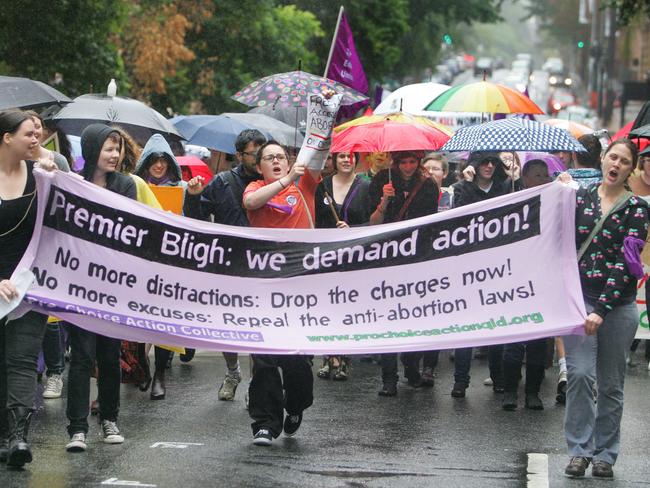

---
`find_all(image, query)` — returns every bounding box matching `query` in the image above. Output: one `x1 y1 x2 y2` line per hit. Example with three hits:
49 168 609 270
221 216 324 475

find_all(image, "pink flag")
325 11 368 95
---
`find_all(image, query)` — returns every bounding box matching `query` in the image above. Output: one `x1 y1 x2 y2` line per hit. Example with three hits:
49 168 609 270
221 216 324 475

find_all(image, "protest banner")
6 170 586 354
296 93 343 170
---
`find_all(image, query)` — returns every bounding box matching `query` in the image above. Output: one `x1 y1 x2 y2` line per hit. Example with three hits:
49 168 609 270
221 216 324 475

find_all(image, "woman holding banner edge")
0 109 57 468
560 139 649 479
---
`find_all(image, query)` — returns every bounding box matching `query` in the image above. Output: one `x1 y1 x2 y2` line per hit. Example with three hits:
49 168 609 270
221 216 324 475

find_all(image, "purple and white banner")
6 170 586 354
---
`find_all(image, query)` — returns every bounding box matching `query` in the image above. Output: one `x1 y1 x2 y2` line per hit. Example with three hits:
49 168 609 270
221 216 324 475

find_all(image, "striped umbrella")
425 81 544 115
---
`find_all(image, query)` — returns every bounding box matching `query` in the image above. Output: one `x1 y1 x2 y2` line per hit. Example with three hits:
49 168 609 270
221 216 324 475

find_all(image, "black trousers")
66 325 121 436
453 344 504 387
380 350 439 384
502 338 547 394
248 354 313 437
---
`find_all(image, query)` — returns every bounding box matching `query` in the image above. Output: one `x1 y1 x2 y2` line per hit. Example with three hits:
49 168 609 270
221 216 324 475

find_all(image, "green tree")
0 0 128 96
604 0 650 25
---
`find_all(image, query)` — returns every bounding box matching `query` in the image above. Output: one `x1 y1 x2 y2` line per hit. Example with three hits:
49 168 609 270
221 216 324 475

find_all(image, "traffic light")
443 34 452 45
577 40 585 48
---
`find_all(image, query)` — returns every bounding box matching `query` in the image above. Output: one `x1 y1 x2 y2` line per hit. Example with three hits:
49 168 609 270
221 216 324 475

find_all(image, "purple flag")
326 12 368 95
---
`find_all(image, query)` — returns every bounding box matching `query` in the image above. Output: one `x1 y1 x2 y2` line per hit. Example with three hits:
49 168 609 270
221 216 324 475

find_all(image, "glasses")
261 153 288 162
241 150 258 158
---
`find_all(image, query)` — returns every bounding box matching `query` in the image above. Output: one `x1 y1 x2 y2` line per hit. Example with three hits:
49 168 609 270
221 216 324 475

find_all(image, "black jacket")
368 169 438 222
452 152 510 208
315 174 370 228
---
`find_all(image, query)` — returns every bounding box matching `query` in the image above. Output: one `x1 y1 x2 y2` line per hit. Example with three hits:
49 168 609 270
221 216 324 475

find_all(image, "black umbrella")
628 123 650 140
0 75 71 111
46 94 184 145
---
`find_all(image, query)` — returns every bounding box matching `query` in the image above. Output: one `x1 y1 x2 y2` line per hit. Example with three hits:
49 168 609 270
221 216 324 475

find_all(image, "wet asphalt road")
2 350 650 488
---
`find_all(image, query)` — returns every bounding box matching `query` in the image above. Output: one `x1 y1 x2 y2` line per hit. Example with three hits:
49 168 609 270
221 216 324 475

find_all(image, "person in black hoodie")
65 124 136 453
450 152 510 399
368 151 439 396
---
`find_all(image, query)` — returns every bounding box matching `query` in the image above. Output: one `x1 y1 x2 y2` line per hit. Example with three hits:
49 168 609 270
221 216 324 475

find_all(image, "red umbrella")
177 155 213 182
612 121 650 151
330 120 450 153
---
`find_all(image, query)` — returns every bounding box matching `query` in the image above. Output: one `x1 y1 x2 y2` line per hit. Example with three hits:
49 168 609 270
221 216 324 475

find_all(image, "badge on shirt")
286 195 298 206
323 196 331 206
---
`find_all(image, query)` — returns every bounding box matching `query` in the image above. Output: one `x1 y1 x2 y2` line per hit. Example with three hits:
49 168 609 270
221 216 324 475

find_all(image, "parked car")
474 57 494 77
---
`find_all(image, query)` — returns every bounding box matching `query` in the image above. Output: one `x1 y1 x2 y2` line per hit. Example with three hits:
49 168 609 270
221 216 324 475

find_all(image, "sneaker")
317 364 330 379
591 460 614 478
253 429 273 446
556 371 568 404
525 392 544 410
283 413 302 437
564 456 590 477
451 382 467 398
101 420 124 444
332 368 348 381
218 372 242 401
66 432 87 452
43 374 64 399
421 367 435 387
502 391 518 411
483 377 493 386
179 348 195 363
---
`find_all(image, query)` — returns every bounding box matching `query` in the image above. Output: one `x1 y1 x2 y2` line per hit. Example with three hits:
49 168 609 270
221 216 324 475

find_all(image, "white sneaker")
101 420 124 444
483 377 494 386
43 374 64 399
66 432 87 452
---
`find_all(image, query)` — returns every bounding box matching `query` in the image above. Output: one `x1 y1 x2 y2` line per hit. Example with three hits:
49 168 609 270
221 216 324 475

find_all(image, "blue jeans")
564 299 638 465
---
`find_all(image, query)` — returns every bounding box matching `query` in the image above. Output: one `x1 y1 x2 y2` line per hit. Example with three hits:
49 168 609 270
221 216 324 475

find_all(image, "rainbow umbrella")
544 119 594 138
333 111 453 135
425 81 544 115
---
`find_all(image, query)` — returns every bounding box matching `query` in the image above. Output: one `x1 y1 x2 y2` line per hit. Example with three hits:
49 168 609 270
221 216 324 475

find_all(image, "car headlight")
553 102 562 111
564 78 573 86
549 76 558 84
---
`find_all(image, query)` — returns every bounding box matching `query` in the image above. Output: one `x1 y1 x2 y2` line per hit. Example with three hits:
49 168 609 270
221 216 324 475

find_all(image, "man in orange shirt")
243 140 322 446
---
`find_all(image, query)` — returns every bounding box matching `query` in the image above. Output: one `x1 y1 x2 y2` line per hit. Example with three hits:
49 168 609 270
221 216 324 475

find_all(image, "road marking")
101 478 156 487
527 453 549 488
150 441 205 449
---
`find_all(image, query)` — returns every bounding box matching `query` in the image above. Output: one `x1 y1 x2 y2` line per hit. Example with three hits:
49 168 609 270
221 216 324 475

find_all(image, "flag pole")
324 6 344 77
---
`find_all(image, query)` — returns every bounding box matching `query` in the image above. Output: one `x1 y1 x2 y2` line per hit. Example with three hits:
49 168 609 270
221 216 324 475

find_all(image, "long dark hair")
604 138 638 168
0 109 32 144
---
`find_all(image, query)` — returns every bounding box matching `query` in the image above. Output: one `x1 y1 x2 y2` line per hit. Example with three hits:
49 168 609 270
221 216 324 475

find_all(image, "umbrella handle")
324 191 341 223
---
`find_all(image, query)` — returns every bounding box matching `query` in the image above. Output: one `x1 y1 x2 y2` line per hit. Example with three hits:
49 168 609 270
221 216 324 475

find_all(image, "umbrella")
331 120 451 153
425 80 544 115
520 151 566 174
172 114 304 154
232 70 368 108
374 82 450 114
221 112 304 148
47 94 183 144
441 118 585 153
629 123 650 139
543 119 594 138
248 104 307 132
172 115 256 154
333 111 454 135
0 75 72 111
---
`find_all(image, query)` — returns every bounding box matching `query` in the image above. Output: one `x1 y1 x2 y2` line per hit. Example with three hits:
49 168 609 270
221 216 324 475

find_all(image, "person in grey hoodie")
134 134 187 400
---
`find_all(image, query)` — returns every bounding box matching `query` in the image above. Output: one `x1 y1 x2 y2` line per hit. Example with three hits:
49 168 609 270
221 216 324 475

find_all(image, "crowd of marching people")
1 106 649 481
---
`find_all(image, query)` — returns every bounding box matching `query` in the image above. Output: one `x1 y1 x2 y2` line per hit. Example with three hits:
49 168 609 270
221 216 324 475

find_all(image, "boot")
0 408 7 463
6 408 33 467
150 371 166 400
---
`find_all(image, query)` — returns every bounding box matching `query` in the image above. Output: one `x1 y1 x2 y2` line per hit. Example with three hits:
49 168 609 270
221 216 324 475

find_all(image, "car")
434 64 454 84
512 59 532 76
474 57 494 77
547 88 576 116
543 57 564 75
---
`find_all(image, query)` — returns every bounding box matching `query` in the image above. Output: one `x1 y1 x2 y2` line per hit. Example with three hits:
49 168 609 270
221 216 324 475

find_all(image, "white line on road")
101 478 157 487
527 453 549 488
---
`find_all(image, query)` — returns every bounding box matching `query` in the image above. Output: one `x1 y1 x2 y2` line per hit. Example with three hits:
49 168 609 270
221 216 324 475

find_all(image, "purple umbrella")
520 151 566 174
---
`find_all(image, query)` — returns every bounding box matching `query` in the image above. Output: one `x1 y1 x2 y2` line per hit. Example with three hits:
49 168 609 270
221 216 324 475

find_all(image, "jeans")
248 354 313 437
564 299 638 465
379 352 422 385
42 321 65 376
66 325 121 436
453 344 504 387
0 312 48 412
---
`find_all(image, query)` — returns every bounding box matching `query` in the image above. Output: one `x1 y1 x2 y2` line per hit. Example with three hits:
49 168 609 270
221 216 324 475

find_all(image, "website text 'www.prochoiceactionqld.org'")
306 312 544 342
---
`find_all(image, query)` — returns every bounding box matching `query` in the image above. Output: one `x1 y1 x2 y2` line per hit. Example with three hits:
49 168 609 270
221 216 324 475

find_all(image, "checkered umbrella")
441 117 586 153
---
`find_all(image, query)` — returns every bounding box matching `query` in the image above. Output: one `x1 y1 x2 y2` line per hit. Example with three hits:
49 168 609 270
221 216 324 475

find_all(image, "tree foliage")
603 0 650 25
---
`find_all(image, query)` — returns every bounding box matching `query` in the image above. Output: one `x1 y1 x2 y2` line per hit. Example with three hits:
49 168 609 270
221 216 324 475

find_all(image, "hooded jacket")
80 123 136 199
134 134 185 187
452 152 510 208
